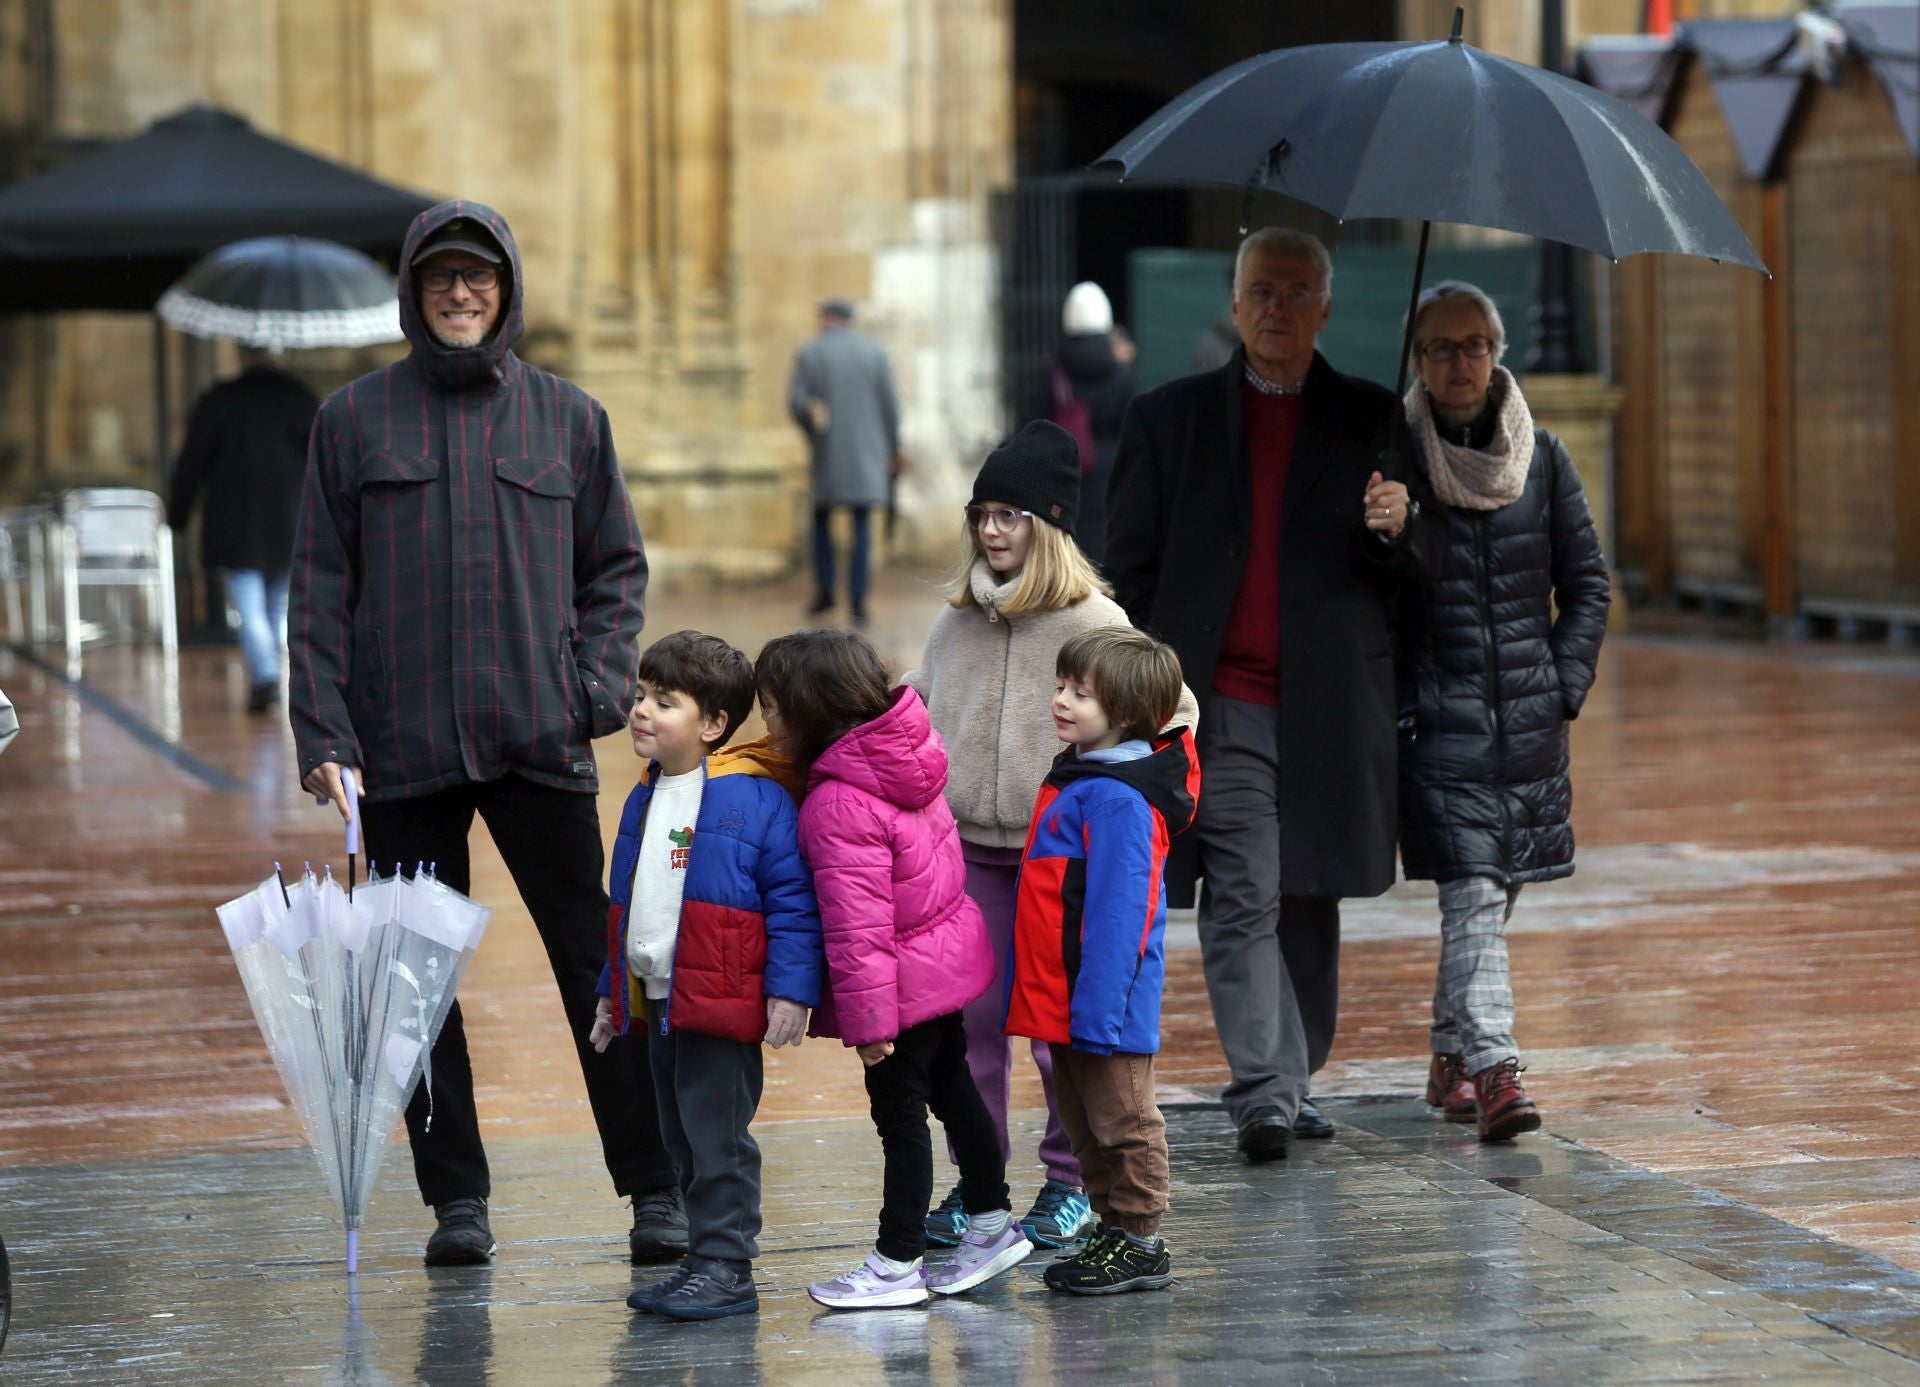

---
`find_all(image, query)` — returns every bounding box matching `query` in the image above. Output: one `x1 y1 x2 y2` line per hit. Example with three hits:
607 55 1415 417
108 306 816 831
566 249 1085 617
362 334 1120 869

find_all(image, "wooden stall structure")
1590 5 1920 636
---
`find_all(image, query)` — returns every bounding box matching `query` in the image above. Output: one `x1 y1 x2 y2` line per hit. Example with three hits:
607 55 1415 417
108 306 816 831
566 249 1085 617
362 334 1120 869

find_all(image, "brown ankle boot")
1425 1053 1476 1123
1472 1058 1542 1142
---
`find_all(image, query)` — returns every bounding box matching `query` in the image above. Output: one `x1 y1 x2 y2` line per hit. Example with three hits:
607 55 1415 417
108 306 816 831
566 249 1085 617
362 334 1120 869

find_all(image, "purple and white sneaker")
807 1253 930 1310
928 1219 1033 1295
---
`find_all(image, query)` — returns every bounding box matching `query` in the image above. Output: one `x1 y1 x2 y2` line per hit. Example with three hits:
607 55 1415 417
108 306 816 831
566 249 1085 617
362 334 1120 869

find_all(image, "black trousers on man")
358 773 674 1207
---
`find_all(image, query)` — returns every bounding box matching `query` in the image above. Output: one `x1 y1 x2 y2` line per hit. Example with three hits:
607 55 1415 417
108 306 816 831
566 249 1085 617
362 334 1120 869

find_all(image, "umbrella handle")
341 767 362 859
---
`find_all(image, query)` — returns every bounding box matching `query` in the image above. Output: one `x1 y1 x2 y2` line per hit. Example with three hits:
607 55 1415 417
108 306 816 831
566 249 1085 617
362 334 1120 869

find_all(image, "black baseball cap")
410 217 504 266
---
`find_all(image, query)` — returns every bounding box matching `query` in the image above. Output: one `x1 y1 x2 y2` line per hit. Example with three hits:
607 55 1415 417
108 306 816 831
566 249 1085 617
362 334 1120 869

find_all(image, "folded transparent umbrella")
215 772 490 1274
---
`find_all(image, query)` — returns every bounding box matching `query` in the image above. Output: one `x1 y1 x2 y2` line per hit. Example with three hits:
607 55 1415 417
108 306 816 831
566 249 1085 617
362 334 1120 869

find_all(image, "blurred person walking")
1396 281 1610 1142
289 200 685 1268
788 297 901 626
1032 283 1138 564
167 346 318 713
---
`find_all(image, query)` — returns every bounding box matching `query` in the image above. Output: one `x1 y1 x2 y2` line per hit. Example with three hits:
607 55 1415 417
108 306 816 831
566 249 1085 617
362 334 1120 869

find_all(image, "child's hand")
589 998 616 1054
856 1040 895 1068
765 998 809 1049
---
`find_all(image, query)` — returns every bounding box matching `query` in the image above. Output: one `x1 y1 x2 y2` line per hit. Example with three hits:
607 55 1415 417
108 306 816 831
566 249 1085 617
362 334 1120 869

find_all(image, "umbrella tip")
1451 5 1465 41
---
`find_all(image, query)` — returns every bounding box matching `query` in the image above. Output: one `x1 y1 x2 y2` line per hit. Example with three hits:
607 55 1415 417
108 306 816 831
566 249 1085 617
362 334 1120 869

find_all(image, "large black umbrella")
0 104 435 311
0 103 435 481
1096 7 1765 399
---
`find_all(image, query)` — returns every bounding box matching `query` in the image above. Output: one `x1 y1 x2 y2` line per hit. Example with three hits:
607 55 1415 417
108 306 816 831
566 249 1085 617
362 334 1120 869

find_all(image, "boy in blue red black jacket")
1005 626 1197 1295
590 631 823 1321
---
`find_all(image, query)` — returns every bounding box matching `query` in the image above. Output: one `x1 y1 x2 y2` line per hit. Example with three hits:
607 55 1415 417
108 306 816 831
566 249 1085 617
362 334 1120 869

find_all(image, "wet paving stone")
5 1103 1920 1384
9 579 1920 1377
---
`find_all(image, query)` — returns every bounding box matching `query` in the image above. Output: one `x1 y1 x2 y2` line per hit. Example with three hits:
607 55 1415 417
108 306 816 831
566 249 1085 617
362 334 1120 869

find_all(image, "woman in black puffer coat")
1396 281 1611 1143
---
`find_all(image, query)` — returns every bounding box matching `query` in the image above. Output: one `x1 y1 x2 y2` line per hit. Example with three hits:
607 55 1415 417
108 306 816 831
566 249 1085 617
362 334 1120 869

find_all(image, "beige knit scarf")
1403 365 1535 512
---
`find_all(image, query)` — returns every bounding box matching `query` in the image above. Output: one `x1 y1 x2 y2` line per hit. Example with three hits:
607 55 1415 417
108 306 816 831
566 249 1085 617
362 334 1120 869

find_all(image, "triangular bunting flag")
1839 2 1920 165
1686 19 1810 179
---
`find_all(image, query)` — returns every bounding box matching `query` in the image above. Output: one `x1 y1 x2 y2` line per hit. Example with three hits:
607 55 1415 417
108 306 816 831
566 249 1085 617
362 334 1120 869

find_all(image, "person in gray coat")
788 297 900 624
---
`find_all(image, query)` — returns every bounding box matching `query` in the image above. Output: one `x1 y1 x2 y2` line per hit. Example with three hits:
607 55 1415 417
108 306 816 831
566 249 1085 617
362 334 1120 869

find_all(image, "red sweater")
1211 386 1300 706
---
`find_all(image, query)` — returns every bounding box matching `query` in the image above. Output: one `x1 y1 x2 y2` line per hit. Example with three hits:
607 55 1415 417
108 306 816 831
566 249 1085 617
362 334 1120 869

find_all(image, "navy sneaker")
1020 1180 1094 1247
627 1262 692 1313
656 1260 758 1321
924 1182 969 1248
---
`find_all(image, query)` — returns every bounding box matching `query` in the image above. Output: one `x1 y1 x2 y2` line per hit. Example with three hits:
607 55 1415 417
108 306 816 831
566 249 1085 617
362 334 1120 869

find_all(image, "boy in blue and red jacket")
590 631 823 1321
1006 627 1197 1296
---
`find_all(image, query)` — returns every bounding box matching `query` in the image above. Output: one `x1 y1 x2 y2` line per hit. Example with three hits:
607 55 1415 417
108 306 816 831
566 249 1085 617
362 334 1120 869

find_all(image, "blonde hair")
943 513 1112 617
1056 627 1183 741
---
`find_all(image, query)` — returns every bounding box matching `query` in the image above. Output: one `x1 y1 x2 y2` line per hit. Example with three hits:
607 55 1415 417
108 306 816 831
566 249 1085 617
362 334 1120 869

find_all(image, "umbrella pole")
1393 220 1433 404
1377 219 1434 482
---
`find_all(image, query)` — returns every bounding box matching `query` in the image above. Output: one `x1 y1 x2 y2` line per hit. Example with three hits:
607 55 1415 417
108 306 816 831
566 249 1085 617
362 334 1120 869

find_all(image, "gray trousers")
644 1000 764 1267
1430 876 1521 1074
1194 694 1341 1126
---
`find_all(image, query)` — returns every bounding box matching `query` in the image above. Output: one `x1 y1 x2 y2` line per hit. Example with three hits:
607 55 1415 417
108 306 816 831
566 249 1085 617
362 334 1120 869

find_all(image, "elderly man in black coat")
1106 227 1441 1163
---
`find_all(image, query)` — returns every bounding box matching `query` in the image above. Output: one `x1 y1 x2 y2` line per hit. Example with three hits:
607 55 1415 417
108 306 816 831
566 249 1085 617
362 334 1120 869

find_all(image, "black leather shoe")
1235 1106 1290 1163
805 592 835 616
1293 1098 1335 1140
629 1186 690 1265
424 1197 496 1265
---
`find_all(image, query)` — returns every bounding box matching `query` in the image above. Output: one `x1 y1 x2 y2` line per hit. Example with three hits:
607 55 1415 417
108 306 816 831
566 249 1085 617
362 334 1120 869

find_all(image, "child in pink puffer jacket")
755 629 1031 1310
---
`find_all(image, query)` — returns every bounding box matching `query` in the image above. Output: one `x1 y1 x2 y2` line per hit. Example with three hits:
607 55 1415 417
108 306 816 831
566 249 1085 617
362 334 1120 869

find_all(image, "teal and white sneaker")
1020 1179 1094 1247
924 1182 969 1247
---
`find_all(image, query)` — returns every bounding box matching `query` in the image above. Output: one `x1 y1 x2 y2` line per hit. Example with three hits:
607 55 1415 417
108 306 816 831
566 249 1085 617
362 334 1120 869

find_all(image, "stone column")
1526 373 1627 632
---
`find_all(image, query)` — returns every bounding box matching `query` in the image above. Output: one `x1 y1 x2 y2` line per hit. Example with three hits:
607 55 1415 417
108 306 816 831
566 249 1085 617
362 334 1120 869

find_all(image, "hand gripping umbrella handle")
341 768 361 856
341 768 362 896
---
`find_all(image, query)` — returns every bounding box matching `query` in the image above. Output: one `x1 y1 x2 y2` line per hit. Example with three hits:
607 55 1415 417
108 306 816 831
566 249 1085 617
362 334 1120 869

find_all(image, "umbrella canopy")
156 236 403 350
216 853 490 1275
1095 18 1764 273
0 104 436 311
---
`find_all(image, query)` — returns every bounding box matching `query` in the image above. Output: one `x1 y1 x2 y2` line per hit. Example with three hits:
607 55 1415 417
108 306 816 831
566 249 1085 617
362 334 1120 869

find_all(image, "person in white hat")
1037 282 1138 563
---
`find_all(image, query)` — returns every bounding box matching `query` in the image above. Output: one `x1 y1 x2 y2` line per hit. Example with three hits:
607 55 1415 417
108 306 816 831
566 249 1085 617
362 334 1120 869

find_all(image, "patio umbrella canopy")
0 104 435 311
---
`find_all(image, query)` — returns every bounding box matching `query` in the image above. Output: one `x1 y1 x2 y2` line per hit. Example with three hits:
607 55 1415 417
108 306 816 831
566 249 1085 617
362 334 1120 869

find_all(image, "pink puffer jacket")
800 686 994 1047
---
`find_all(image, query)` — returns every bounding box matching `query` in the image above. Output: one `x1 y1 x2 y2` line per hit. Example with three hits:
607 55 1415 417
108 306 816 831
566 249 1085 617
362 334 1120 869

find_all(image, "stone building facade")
0 0 1010 583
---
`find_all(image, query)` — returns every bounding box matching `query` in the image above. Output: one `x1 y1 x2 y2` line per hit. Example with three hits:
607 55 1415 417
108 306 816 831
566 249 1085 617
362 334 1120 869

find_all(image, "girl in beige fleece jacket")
903 421 1197 1251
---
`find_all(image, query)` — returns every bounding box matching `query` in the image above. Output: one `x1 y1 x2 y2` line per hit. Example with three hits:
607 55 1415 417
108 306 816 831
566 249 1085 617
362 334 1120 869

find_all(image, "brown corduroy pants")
1047 1044 1170 1237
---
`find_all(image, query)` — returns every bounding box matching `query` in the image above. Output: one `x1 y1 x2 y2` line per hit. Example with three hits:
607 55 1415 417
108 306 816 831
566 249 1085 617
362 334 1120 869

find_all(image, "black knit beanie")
971 420 1081 535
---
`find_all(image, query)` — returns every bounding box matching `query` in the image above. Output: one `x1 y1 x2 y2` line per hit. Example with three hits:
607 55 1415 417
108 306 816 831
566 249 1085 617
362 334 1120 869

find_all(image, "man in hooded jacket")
289 200 685 1267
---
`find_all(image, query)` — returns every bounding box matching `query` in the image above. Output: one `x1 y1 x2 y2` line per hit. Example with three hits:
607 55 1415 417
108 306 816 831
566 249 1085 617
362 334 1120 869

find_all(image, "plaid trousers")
1429 876 1521 1074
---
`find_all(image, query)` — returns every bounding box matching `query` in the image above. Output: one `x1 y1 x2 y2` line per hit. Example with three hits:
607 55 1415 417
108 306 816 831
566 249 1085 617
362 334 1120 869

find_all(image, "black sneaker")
1044 1226 1173 1295
424 1197 496 1266
655 1258 758 1321
627 1262 692 1313
246 680 279 715
629 1187 690 1265
806 592 835 616
1236 1105 1291 1163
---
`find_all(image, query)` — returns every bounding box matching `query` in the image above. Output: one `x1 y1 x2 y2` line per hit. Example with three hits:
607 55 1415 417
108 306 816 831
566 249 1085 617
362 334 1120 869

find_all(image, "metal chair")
0 506 56 644
55 488 178 669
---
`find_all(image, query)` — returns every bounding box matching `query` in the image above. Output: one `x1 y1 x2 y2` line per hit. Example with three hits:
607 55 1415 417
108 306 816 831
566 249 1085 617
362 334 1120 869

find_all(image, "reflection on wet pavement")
5 573 1920 1378
5 1105 1920 1384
